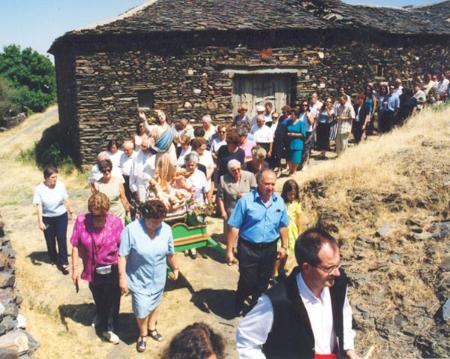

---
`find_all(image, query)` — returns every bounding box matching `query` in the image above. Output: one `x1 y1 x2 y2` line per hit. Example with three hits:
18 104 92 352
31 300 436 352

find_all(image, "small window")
137 89 154 108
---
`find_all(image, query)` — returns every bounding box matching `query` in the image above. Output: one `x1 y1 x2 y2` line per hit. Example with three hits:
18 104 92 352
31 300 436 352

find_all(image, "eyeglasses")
313 263 341 274
102 169 111 174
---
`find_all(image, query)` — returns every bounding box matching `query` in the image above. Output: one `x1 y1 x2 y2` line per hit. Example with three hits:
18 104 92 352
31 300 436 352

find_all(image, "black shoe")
58 265 69 275
189 249 197 259
136 336 146 352
148 328 163 342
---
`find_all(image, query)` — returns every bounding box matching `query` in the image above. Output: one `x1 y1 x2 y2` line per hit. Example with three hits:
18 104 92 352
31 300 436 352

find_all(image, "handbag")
91 232 118 285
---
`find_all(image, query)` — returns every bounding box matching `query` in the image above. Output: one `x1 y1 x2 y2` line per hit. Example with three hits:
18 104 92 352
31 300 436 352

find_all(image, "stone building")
49 0 450 166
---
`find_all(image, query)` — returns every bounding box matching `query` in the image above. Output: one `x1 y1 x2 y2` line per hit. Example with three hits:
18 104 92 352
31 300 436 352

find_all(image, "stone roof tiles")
49 0 450 52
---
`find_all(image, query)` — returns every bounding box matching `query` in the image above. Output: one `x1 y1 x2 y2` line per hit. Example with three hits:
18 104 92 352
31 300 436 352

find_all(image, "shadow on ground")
190 289 235 320
27 251 52 266
58 302 138 344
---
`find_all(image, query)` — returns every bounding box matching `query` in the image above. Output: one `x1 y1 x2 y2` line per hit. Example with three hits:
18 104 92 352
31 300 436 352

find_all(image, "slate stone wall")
0 226 39 358
54 31 450 165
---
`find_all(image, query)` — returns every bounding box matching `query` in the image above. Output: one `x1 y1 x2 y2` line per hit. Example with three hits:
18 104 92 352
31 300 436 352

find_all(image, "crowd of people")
31 72 449 357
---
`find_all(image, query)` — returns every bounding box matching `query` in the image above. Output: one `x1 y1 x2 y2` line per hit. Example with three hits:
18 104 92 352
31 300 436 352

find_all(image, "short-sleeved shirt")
119 220 174 295
198 150 215 173
240 139 257 162
186 169 209 204
251 125 274 144
119 151 137 177
70 213 123 283
32 181 68 217
336 103 355 134
228 190 289 243
217 171 257 213
211 137 227 154
94 176 124 218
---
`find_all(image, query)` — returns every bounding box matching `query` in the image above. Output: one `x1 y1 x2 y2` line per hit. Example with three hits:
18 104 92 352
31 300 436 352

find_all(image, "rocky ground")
0 105 448 358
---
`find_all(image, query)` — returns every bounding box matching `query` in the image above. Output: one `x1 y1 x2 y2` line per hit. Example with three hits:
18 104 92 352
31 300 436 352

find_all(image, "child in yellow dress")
273 179 301 280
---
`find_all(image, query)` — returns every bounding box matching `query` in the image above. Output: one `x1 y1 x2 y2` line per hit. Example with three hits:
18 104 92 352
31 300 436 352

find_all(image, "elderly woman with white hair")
201 114 216 144
217 159 256 236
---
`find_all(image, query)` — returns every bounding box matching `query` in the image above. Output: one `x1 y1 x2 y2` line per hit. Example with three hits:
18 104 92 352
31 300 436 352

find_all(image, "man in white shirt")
309 92 323 120
251 114 273 157
413 83 426 111
252 105 265 127
236 228 361 359
119 140 137 203
88 151 124 184
393 78 403 97
129 138 156 203
263 102 274 126
435 73 449 99
423 74 436 96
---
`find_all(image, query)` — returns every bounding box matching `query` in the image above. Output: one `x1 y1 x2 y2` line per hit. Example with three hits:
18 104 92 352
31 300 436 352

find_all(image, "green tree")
0 77 19 117
0 45 56 113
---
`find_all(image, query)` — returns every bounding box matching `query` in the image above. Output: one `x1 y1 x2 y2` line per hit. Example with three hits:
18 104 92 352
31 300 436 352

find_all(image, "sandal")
148 328 163 342
136 336 146 353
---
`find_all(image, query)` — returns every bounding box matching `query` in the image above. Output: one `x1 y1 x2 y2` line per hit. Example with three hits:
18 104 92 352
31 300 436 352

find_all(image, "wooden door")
232 74 294 117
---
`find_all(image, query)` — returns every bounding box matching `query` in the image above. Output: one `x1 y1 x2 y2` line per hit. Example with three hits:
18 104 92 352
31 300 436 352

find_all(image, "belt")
239 237 278 249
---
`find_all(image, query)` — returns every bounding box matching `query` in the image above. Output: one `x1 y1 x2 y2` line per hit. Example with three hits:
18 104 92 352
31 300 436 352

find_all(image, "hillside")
292 105 450 357
0 105 448 358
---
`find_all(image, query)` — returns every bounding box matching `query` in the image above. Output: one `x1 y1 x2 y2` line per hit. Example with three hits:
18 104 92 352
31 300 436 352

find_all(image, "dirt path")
0 107 240 358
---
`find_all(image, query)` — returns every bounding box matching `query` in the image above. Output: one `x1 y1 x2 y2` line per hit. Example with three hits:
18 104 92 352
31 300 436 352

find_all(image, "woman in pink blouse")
71 193 124 344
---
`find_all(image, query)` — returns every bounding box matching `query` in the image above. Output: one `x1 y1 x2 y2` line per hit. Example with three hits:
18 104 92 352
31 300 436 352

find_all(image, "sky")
0 0 443 59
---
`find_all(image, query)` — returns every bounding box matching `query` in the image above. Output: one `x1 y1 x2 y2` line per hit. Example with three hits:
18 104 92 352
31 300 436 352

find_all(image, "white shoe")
102 331 120 345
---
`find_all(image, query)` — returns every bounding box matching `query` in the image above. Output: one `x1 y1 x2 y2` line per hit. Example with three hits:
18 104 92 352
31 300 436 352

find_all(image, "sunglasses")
102 169 111 174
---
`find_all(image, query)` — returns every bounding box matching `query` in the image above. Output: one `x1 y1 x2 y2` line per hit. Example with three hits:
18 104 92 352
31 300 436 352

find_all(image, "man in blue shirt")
226 169 289 316
380 85 400 133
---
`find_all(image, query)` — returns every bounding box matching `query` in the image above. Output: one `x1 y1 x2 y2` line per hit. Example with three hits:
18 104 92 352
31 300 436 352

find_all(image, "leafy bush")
18 123 75 174
0 45 56 113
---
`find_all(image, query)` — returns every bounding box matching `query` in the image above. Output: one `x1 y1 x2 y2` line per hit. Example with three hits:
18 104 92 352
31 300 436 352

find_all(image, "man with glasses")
237 227 361 359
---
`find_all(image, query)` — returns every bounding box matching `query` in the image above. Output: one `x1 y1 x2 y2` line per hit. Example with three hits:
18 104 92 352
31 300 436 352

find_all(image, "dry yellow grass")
284 106 450 357
0 105 448 358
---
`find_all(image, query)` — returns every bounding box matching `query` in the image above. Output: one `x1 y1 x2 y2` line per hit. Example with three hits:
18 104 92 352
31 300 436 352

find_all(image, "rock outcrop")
0 219 39 358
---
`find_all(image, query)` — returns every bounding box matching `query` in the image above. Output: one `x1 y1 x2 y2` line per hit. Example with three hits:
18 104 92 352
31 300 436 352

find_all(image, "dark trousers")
380 111 395 133
42 212 68 266
367 114 375 135
123 175 136 220
352 121 364 144
89 281 121 333
123 175 132 203
236 238 277 313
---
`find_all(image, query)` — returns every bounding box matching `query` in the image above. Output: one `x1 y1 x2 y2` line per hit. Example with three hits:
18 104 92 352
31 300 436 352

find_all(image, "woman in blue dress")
119 199 179 353
286 108 308 175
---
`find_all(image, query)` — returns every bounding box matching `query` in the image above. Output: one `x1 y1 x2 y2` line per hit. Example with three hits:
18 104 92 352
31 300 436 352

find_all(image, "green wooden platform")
172 222 224 254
